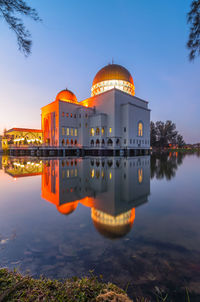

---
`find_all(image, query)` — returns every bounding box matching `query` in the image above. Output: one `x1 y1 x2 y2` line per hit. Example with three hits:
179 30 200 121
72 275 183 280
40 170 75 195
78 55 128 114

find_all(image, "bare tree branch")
187 0 200 60
0 0 41 56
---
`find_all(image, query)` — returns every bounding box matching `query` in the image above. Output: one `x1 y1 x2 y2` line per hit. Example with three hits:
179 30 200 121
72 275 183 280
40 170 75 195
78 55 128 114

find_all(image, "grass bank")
0 268 131 302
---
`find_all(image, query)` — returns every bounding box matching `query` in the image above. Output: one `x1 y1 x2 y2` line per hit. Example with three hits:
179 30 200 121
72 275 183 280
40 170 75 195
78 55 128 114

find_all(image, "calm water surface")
0 153 200 301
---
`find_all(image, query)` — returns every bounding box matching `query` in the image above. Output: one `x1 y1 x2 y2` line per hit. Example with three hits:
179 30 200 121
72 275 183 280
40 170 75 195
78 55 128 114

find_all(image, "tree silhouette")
0 0 41 56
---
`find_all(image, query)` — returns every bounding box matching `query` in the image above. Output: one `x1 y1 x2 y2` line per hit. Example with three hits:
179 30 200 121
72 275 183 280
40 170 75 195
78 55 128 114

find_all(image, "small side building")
2 128 43 150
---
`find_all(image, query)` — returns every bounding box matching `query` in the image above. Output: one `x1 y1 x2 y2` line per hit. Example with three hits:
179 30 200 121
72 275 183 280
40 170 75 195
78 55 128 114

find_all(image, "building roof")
6 128 42 133
92 64 134 86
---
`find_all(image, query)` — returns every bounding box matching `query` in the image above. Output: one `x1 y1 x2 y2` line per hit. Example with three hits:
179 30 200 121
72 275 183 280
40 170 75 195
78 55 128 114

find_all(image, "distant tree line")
150 120 185 148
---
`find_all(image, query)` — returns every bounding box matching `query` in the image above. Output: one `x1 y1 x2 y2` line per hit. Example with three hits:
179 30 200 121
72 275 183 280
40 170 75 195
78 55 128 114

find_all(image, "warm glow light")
109 172 112 179
90 128 95 136
138 168 143 183
91 169 95 178
91 208 135 226
138 122 143 136
91 80 135 97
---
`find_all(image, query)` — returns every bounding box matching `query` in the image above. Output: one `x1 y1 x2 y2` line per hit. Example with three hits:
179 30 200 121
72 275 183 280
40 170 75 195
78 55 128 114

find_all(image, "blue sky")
0 0 199 143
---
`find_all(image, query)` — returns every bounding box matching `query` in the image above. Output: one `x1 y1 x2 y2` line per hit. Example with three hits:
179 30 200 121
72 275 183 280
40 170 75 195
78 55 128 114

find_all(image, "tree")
176 134 185 147
0 0 41 56
155 120 177 147
187 0 200 60
150 121 157 146
150 120 184 148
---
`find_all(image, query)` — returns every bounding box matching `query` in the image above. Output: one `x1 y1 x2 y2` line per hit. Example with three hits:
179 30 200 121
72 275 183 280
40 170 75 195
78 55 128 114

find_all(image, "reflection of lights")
14 178 17 181
91 208 135 226
138 168 143 183
90 128 95 136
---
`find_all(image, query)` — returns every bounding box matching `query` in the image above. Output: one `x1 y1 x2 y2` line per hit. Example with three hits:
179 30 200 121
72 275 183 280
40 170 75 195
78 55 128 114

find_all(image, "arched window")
66 139 69 145
138 122 143 136
107 160 113 167
116 138 120 146
101 127 105 135
74 139 77 145
138 168 143 183
71 139 73 145
102 139 105 146
96 139 100 147
96 128 100 135
90 128 95 136
91 139 94 146
107 139 113 146
96 160 100 167
62 139 65 146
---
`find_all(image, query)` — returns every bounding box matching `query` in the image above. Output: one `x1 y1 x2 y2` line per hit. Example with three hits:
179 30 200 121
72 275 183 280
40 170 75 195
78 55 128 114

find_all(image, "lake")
0 153 200 301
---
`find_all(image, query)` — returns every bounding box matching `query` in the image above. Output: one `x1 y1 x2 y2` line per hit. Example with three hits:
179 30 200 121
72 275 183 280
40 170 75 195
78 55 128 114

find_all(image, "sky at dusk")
0 0 199 143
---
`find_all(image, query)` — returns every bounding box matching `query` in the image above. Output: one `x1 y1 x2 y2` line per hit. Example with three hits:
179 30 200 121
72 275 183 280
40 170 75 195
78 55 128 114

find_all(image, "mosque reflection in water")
2 156 150 239
42 157 150 239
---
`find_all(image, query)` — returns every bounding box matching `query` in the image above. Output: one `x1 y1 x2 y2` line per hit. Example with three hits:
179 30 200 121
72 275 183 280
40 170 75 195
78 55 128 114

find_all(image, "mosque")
2 63 150 154
41 63 150 153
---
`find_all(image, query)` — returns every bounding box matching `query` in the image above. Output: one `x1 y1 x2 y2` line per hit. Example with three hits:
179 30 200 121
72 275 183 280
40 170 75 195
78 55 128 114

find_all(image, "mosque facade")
41 64 150 152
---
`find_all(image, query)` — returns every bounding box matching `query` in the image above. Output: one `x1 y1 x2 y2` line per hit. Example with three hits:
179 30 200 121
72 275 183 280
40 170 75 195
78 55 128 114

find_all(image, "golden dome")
92 64 134 86
91 64 135 97
56 89 77 103
57 201 78 215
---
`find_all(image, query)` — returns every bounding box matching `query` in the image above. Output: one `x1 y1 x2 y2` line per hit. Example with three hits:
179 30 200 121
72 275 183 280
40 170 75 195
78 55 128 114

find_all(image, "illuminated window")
66 113 69 117
138 168 143 183
74 128 78 136
62 128 65 135
70 113 73 118
90 128 95 136
62 112 65 117
71 128 73 136
109 172 112 180
71 139 73 145
96 128 100 135
138 122 143 136
101 127 105 135
75 169 77 177
66 128 69 136
91 169 95 178
109 127 112 134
